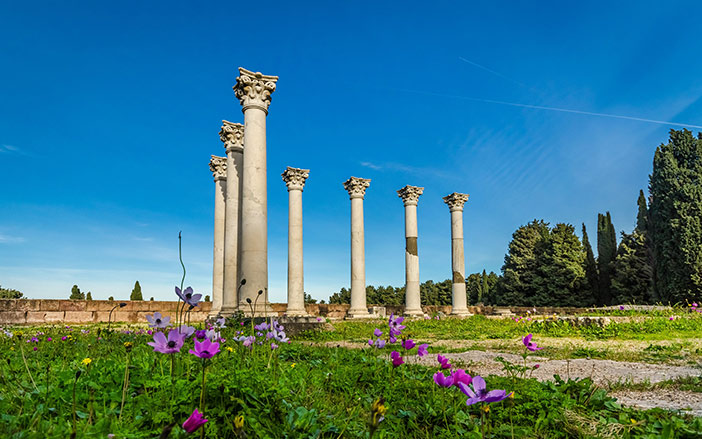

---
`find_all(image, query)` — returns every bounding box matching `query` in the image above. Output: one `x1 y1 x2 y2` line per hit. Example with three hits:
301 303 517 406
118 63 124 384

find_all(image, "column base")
403 308 424 317
346 307 373 319
450 309 473 317
285 309 310 317
217 306 241 318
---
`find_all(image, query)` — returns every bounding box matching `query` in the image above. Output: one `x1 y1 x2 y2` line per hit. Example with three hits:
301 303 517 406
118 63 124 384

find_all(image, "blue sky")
1 1 701 302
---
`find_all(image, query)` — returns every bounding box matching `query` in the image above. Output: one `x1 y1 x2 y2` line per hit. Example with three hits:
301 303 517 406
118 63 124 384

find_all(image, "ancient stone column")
398 185 424 316
233 67 278 315
208 156 227 316
344 177 371 318
443 193 472 316
218 121 244 316
282 167 310 317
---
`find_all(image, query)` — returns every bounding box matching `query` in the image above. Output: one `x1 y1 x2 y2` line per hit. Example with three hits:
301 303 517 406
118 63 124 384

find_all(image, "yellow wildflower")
371 397 387 428
291 363 296 368
124 342 133 352
482 405 490 413
81 358 92 366
225 346 234 353
234 414 245 430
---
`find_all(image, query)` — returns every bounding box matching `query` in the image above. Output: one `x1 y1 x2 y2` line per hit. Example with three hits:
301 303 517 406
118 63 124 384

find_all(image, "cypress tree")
130 281 143 301
597 212 617 305
611 231 653 304
69 285 84 300
86 291 93 301
636 189 648 232
581 224 599 304
466 273 482 305
649 129 702 303
480 269 489 304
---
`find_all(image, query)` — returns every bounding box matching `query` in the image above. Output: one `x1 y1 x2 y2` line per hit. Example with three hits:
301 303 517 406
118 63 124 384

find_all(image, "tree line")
328 129 702 307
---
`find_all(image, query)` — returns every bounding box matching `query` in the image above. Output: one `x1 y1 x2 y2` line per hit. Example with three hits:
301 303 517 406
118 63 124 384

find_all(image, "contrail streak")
458 56 528 88
395 88 702 129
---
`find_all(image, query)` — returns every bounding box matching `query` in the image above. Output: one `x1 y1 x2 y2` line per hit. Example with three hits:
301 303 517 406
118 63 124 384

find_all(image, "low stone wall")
0 299 596 326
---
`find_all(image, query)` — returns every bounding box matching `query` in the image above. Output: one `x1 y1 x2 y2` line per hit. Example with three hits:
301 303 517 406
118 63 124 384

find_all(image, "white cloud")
0 234 25 243
360 161 382 170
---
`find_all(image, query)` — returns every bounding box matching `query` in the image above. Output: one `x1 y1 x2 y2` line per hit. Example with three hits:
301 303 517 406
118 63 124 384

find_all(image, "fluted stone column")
233 67 278 315
282 167 310 317
344 177 371 318
208 156 227 316
219 121 244 316
443 193 472 316
398 185 424 316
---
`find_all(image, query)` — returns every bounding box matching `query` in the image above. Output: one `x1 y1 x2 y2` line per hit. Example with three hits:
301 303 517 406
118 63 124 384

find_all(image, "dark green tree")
0 285 23 299
480 270 489 304
531 223 588 306
483 272 500 305
86 291 93 301
69 285 84 300
611 231 653 304
130 281 143 301
581 224 599 304
466 273 482 304
495 219 550 306
328 287 351 304
636 189 648 232
304 292 318 304
596 212 617 305
649 129 702 303
420 279 452 305
204 295 210 302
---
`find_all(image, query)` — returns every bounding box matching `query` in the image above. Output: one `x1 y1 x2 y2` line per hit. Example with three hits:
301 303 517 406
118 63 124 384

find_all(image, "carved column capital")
282 167 310 191
219 120 244 154
397 185 424 206
343 177 371 199
233 67 279 114
443 192 470 211
209 155 227 181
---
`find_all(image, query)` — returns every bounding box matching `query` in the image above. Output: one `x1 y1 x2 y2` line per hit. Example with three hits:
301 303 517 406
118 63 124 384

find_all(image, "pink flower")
417 343 429 357
450 369 472 387
522 334 543 352
390 350 404 368
401 339 416 350
437 354 451 369
188 338 220 359
182 409 208 433
433 371 454 387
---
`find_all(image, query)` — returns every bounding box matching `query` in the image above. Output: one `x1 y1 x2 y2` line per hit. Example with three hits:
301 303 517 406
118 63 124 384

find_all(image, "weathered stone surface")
44 312 65 323
60 300 87 311
0 311 26 324
64 311 95 323
39 300 62 311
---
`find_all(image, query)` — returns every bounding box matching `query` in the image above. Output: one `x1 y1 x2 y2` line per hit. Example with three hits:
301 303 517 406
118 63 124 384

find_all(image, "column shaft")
450 209 469 314
239 107 270 312
211 178 226 315
404 203 422 315
349 196 367 315
287 189 305 315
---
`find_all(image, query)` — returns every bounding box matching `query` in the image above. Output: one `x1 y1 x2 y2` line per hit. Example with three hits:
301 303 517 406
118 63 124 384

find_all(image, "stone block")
59 300 87 311
0 311 27 324
112 311 139 322
128 301 154 311
64 311 95 323
40 300 62 311
0 299 41 311
44 311 65 323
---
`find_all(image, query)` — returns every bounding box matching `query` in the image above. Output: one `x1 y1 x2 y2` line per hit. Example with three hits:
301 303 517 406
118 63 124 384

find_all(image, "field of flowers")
2 294 702 438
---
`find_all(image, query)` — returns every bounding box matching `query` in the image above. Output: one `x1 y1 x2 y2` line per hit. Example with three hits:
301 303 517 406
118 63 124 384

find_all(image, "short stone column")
398 185 424 316
443 193 472 316
208 156 227 316
344 177 371 318
282 167 310 317
218 121 244 316
233 67 278 315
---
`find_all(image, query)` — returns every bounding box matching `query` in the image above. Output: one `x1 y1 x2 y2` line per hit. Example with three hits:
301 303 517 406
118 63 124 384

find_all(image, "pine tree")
130 281 143 301
466 273 482 304
649 129 702 303
69 285 84 300
496 220 550 306
611 232 653 304
581 224 599 304
597 212 617 305
86 291 93 301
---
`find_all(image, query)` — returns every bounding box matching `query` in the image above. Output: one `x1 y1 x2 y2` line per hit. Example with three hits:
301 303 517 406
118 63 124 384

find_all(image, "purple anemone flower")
205 329 221 342
390 350 404 367
182 408 208 433
619 305 625 310
458 376 509 406
254 322 270 331
437 354 451 369
433 371 454 388
271 342 279 350
195 329 207 340
175 286 202 307
451 369 472 387
147 329 185 354
145 312 171 329
215 317 226 328
388 313 406 332
179 325 196 338
522 334 543 352
402 339 416 350
368 339 373 347
417 343 429 357
374 339 386 349
373 328 383 337
241 335 255 349
189 338 220 359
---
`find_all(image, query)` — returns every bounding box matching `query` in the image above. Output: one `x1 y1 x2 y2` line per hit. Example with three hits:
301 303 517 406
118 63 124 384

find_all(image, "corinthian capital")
397 185 424 206
282 167 310 191
219 120 244 153
209 155 227 181
443 193 470 211
343 177 371 199
233 67 279 113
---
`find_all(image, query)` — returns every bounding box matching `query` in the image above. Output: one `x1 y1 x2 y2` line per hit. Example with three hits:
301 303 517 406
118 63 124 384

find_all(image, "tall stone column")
208 156 227 316
218 121 244 316
344 177 371 318
233 67 278 314
398 185 424 316
443 193 472 316
282 167 310 317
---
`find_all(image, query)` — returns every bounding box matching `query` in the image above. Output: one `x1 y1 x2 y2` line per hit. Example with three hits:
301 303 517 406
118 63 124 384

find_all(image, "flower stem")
19 343 38 392
119 352 131 421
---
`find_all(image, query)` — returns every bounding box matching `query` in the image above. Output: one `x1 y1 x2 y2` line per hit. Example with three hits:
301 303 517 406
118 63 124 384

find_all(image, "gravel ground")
611 390 702 417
